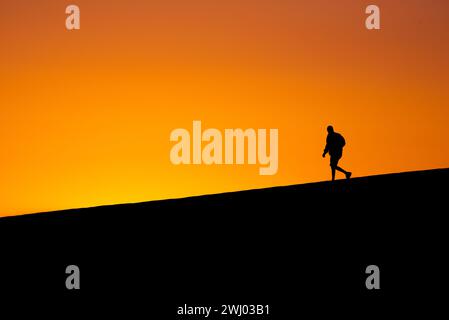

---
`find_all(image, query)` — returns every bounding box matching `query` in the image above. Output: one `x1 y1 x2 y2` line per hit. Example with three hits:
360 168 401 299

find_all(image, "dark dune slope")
1 168 447 315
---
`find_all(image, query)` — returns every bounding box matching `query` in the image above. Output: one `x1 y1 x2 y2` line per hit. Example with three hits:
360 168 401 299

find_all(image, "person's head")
327 125 334 133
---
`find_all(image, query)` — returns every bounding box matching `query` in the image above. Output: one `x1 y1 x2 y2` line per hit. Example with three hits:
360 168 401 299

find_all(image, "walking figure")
322 125 352 181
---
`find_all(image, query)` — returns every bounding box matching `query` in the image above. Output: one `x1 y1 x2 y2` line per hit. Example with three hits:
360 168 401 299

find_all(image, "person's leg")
331 154 351 180
335 166 352 179
335 166 347 174
330 157 338 181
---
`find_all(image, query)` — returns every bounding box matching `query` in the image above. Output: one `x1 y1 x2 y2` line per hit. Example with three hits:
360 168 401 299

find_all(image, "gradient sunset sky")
1 0 449 216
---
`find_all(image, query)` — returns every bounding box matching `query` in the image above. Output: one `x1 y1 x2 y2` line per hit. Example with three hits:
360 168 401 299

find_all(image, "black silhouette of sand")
0 168 447 315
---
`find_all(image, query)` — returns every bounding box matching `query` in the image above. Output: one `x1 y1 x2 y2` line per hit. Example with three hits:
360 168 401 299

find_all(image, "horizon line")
1 167 447 220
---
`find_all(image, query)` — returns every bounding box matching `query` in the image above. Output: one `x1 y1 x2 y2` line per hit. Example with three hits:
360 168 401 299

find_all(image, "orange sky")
1 0 449 216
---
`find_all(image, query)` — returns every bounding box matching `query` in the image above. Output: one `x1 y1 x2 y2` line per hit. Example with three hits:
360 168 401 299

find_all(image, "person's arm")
322 136 329 157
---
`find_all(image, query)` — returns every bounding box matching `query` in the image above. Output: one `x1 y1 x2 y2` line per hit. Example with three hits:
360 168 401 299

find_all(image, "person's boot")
346 172 352 179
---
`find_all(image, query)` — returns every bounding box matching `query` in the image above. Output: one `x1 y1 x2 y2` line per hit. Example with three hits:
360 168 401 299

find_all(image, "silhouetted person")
322 125 352 181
